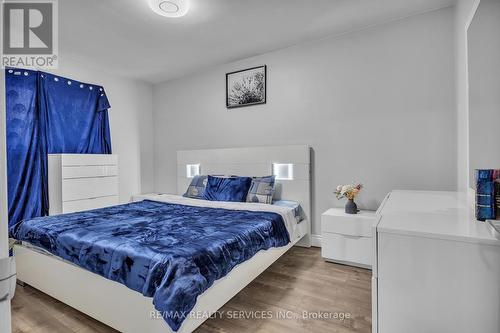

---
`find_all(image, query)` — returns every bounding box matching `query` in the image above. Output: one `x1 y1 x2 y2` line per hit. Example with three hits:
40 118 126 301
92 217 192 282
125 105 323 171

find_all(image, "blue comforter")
10 200 290 331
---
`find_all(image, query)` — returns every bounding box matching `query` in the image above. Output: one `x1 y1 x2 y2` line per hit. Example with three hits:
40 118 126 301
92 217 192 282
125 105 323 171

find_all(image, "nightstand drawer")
321 210 375 237
322 232 372 267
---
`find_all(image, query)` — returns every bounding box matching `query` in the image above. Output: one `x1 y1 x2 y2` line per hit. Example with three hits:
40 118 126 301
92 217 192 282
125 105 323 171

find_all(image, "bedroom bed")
12 145 311 333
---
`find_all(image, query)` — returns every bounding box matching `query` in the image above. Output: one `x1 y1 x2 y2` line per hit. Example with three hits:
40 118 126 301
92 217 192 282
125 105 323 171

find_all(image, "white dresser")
48 154 119 215
373 190 500 333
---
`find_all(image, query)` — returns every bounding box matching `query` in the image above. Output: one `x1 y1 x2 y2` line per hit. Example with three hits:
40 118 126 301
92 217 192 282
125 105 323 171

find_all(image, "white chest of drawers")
48 154 119 215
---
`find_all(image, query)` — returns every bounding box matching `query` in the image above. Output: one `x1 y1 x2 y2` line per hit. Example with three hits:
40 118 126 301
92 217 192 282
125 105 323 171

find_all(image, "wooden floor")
11 247 372 333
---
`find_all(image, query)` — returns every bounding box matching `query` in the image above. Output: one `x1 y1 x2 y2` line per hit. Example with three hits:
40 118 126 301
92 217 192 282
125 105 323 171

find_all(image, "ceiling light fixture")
149 0 189 18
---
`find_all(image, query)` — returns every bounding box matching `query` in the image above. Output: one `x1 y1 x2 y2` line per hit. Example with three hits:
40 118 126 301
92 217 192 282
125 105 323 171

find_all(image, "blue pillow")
246 175 276 204
183 175 208 199
203 176 252 202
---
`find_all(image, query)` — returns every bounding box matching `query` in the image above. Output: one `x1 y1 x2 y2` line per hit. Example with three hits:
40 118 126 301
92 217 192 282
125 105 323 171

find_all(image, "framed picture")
226 65 266 109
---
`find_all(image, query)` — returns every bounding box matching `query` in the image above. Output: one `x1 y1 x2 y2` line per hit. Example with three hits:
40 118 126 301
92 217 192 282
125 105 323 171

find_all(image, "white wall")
468 0 500 185
454 0 480 191
49 60 155 202
153 8 457 235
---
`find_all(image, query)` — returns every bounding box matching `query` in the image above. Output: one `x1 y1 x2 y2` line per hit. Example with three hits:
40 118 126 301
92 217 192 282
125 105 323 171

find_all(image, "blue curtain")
6 69 44 225
5 68 112 227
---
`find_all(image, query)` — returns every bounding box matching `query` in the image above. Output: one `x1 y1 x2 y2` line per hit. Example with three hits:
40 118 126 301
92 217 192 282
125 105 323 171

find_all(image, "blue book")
475 169 495 221
493 170 500 219
477 181 495 195
476 193 494 206
476 205 494 221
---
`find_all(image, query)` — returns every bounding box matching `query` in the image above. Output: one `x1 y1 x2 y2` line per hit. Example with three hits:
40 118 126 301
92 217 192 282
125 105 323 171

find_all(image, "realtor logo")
2 0 58 68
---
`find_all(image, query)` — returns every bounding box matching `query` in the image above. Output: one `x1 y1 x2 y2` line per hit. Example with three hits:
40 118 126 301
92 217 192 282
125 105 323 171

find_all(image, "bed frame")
14 145 312 333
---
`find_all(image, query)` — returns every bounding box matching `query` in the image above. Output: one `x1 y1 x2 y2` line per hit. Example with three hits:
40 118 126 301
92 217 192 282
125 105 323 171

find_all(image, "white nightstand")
321 208 378 269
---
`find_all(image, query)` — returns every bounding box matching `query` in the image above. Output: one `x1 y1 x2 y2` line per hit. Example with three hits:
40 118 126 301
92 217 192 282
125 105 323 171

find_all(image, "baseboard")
311 234 322 247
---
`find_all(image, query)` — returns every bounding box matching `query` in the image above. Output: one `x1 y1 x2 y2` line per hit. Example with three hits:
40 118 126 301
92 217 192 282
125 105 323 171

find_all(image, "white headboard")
177 145 311 246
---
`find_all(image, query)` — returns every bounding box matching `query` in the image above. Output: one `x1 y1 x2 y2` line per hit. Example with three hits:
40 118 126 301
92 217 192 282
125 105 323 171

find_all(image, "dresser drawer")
62 165 118 179
62 176 118 201
63 195 119 213
321 209 375 237
322 232 372 267
61 154 118 166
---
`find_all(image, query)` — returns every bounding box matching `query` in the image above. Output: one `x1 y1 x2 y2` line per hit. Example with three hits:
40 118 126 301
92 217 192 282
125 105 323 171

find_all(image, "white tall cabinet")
48 154 119 215
0 52 11 333
373 190 500 333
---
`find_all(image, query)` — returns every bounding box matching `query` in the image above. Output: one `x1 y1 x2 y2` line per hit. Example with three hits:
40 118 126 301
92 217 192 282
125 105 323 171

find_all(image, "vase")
345 198 358 214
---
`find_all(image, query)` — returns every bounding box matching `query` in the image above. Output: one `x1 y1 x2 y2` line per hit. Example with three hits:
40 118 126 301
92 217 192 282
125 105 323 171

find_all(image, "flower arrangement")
334 183 363 200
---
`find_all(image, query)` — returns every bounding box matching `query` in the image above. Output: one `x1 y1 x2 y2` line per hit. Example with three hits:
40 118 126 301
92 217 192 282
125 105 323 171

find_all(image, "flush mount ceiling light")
149 0 189 18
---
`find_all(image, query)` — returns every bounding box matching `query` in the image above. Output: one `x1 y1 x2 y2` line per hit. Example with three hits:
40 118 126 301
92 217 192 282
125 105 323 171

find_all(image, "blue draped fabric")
6 69 44 224
38 71 111 154
10 200 291 331
5 68 112 226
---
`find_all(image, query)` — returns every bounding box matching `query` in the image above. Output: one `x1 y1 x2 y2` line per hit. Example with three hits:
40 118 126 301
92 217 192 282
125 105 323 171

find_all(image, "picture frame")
226 65 266 109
